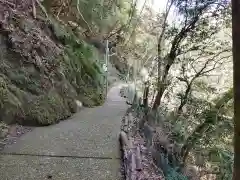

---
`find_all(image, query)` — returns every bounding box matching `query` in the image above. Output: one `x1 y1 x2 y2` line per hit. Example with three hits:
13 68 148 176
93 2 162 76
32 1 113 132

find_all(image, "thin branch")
143 55 153 67
57 2 64 18
128 0 138 25
0 0 15 8
36 0 48 19
190 48 231 75
200 55 232 76
104 20 119 39
176 76 189 85
190 63 198 74
124 0 146 45
77 0 92 34
183 0 189 28
32 0 36 19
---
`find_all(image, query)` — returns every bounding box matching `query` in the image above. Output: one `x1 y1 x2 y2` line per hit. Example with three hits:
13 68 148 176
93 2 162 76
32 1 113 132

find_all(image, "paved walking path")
0 83 128 180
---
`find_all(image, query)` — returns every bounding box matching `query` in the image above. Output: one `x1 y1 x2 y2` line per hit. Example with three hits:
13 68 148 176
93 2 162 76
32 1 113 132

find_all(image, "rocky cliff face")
0 1 105 126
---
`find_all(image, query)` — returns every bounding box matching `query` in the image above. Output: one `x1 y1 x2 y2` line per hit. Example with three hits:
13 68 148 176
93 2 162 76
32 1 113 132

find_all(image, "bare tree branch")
200 55 232 76
77 0 92 34
36 0 48 19
32 0 36 19
0 0 15 8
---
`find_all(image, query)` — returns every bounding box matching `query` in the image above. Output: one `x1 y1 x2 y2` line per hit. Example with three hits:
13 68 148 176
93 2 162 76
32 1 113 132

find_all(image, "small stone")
47 175 52 179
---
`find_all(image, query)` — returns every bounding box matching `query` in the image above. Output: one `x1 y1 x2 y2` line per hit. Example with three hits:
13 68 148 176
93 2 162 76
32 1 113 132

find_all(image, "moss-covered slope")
0 5 105 126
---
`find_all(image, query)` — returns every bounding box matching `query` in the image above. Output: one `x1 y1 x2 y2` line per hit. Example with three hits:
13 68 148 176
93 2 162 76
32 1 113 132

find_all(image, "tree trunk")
152 86 165 110
232 0 240 178
143 83 149 108
153 0 174 110
142 84 150 120
152 62 172 110
151 0 208 111
177 83 192 115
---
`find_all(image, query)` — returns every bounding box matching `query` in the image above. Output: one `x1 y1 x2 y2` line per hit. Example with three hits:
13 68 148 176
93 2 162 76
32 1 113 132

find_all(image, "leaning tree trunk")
142 83 150 122
143 83 149 108
152 62 172 110
177 83 192 115
152 0 174 110
232 0 240 178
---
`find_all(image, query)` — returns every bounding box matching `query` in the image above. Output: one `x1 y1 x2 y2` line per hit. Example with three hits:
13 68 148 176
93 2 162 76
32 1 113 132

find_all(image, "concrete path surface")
0 83 128 180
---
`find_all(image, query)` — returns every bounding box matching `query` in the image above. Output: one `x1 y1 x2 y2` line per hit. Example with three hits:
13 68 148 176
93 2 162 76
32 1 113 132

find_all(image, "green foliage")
49 19 104 86
193 81 217 94
76 0 134 34
165 168 189 180
0 77 23 124
48 16 84 45
0 121 8 139
49 17 105 107
24 91 71 126
63 41 104 90
7 69 43 95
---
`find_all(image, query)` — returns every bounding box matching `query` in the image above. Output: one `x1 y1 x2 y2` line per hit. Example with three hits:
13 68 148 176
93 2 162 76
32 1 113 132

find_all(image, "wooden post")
135 145 142 171
120 131 129 147
127 113 133 136
128 137 134 149
130 150 137 180
128 113 134 125
123 114 129 133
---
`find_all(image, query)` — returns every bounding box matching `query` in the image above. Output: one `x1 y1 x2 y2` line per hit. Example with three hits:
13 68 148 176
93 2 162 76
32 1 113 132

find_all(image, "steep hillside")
0 1 108 126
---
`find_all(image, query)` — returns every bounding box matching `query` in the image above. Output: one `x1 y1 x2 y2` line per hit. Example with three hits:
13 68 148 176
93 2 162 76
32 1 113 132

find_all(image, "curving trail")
0 83 128 180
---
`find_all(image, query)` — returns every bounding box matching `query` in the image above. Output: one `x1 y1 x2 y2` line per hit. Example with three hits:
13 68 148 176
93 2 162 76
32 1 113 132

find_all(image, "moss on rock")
23 91 71 126
0 77 23 124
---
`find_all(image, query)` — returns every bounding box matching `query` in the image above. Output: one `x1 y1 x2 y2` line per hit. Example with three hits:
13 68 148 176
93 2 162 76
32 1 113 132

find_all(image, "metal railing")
103 40 117 97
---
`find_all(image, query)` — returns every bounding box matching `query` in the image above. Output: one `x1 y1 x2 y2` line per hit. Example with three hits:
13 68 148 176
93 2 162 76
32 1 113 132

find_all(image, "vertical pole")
232 0 240 179
133 58 137 105
105 40 109 98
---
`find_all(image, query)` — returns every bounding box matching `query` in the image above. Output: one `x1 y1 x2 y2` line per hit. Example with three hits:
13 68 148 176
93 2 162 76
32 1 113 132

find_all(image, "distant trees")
153 0 230 109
